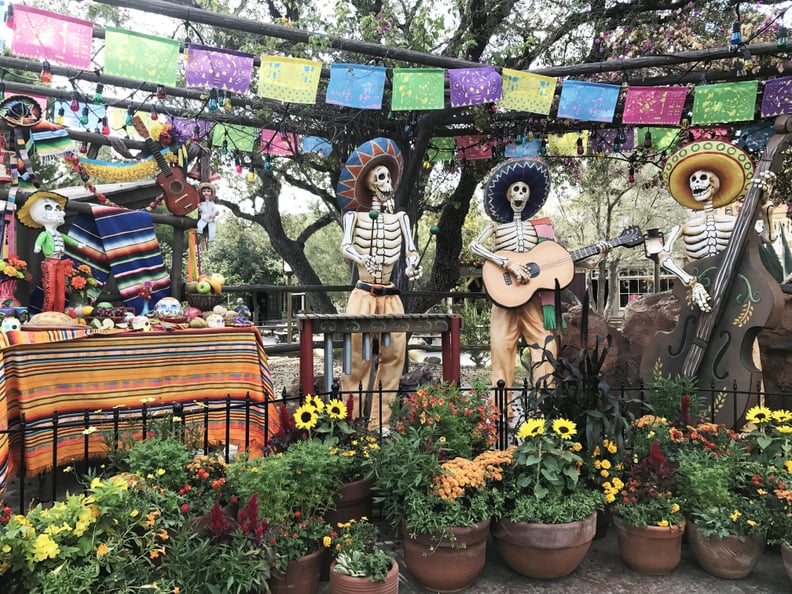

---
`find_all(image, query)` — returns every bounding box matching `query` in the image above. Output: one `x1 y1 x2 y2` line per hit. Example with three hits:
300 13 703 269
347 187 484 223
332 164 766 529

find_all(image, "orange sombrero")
663 141 754 210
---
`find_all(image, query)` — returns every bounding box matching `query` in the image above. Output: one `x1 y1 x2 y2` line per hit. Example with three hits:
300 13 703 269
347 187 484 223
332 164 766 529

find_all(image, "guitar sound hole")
525 263 539 277
168 179 185 194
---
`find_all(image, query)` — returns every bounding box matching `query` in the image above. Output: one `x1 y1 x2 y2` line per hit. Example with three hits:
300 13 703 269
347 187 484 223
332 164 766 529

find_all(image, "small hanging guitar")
131 116 199 216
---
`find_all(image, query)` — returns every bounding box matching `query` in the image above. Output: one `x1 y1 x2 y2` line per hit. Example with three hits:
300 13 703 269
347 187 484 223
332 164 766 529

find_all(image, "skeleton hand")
753 171 777 196
506 260 531 284
690 281 712 312
362 255 382 276
405 256 423 280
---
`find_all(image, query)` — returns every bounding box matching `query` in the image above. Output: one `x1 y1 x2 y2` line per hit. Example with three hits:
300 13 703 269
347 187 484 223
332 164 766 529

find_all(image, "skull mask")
689 170 720 204
366 165 393 201
29 196 65 228
155 297 182 318
507 181 530 213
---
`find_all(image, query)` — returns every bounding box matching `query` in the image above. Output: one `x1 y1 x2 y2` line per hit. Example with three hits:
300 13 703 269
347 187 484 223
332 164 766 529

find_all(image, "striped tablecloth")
0 327 277 494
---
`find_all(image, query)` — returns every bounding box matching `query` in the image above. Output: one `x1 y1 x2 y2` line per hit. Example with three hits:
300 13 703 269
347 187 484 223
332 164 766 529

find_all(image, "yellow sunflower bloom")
304 394 324 413
326 399 347 420
516 418 545 439
745 405 773 425
295 403 319 430
773 409 792 423
552 418 577 440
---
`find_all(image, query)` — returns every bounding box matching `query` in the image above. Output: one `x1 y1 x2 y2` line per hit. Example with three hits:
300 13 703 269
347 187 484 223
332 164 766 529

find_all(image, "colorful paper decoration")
184 44 255 94
691 81 758 125
257 56 322 104
761 76 792 117
302 136 332 157
548 131 588 156
622 86 687 125
104 27 180 86
260 129 298 155
735 121 773 152
168 117 212 142
505 140 540 158
590 128 636 153
455 135 491 161
392 68 445 111
326 64 386 109
211 123 258 153
427 137 456 162
448 67 502 107
499 69 556 114
8 5 92 69
636 127 679 152
557 80 620 123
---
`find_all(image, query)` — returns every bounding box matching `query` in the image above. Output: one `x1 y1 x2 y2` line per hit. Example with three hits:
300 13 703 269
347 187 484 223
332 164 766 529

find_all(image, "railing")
4 381 789 513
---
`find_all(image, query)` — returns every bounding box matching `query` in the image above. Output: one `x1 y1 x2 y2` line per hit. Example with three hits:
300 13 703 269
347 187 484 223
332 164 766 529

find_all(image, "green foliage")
201 218 284 285
648 373 701 421
505 489 604 525
331 518 392 582
676 448 735 510
454 301 490 367
269 512 331 573
122 437 191 491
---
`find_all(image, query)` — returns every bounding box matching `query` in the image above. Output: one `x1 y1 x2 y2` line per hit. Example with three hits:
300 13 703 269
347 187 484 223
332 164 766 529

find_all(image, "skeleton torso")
348 211 405 284
489 219 538 253
682 212 735 259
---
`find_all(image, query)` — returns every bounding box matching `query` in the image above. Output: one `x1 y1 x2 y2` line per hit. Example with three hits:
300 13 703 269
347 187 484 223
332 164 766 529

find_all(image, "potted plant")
267 510 332 594
492 416 605 578
610 415 686 576
328 517 398 594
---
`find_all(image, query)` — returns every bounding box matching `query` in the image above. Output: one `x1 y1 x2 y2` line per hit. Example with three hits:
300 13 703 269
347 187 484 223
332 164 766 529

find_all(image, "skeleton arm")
470 224 508 268
398 212 422 280
754 171 777 243
659 224 712 312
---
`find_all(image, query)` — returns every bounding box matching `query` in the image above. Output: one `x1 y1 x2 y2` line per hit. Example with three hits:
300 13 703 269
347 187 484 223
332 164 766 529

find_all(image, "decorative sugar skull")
130 315 152 331
155 297 182 318
1 316 21 332
689 170 720 203
205 313 225 328
29 195 66 228
366 165 393 199
507 181 530 213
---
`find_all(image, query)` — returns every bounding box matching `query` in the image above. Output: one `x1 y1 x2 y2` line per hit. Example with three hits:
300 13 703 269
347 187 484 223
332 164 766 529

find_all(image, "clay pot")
268 548 323 594
614 516 686 576
491 512 597 578
401 519 490 593
326 478 374 527
329 557 399 594
687 521 765 579
782 542 792 583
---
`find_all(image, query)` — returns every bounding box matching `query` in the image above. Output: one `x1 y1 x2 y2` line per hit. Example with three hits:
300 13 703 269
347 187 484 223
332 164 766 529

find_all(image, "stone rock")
621 292 681 383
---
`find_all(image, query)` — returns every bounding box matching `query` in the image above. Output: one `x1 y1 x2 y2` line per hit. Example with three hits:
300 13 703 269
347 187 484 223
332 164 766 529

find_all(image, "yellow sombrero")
663 141 754 210
17 190 68 229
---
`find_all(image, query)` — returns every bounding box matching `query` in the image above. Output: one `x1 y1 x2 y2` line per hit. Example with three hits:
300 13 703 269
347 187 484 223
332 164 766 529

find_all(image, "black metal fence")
3 380 790 513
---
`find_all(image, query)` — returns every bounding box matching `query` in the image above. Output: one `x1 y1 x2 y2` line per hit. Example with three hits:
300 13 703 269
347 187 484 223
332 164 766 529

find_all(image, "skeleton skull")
130 315 151 331
366 165 393 199
205 313 225 328
689 170 720 203
1 316 21 332
507 181 530 213
29 196 65 227
154 297 182 318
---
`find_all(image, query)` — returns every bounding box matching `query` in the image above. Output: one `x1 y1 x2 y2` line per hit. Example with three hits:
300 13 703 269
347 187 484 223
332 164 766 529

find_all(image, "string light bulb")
264 154 272 171
156 85 166 100
150 106 158 121
101 116 110 135
208 88 219 111
39 60 52 84
56 107 65 125
628 165 635 184
247 165 255 182
221 138 228 155
224 96 232 110
576 134 584 155
79 140 88 154
731 19 742 47
93 83 104 104
126 105 134 127
643 130 652 149
69 91 80 112
539 137 548 156
192 124 201 142
80 106 90 126
779 25 788 48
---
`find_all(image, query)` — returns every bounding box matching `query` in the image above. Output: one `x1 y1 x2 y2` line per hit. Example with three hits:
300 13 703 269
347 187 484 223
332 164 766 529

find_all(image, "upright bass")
641 117 792 426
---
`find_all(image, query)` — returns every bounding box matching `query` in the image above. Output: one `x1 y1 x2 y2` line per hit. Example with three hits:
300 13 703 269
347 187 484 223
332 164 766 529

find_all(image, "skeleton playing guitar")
131 116 199 216
481 226 645 308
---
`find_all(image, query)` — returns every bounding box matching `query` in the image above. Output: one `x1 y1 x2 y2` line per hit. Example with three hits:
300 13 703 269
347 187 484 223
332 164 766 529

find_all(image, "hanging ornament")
93 83 104 104
40 60 52 84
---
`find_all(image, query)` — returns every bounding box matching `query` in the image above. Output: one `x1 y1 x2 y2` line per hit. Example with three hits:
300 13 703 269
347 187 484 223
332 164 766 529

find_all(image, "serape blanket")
0 327 278 491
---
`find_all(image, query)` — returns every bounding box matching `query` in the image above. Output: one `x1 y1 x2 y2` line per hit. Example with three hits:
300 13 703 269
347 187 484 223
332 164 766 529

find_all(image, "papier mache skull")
29 196 66 227
154 297 182 318
689 170 720 204
1 316 21 332
366 165 393 199
130 315 151 331
507 181 530 213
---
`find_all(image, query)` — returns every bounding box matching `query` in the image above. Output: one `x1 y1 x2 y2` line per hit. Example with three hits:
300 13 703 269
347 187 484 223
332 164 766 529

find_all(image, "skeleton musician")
338 138 422 427
471 157 643 392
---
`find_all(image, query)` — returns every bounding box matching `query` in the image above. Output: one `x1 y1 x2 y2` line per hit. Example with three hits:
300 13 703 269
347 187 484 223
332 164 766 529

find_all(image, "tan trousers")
490 298 556 389
341 288 406 428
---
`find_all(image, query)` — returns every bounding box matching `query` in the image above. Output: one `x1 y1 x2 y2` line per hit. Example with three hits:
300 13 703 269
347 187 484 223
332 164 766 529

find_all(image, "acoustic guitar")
131 116 199 216
481 226 645 309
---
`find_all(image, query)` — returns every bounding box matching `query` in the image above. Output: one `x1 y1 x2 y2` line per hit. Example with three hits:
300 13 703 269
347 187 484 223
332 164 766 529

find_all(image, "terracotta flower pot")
326 478 374 527
491 512 597 578
780 542 792 583
329 557 399 594
268 548 323 594
614 516 686 576
687 521 765 579
401 519 490 593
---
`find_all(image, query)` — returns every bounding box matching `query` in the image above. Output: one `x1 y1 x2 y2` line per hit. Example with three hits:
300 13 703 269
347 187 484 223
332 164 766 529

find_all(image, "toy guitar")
131 116 199 216
481 226 645 308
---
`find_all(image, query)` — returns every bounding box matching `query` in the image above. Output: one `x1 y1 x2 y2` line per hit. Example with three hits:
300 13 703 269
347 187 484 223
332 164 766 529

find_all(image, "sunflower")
326 398 347 420
552 418 577 440
304 394 324 413
294 403 319 430
773 409 792 424
516 417 545 440
745 405 773 425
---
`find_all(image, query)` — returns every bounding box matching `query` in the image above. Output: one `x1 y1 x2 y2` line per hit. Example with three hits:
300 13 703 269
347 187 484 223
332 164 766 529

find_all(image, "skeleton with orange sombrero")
337 138 422 428
659 140 776 312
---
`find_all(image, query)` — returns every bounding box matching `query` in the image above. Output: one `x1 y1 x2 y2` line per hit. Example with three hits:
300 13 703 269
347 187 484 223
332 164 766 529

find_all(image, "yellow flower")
294 403 319 430
305 394 324 413
747 520 757 527
63 466 72 473
156 468 166 476
97 543 109 557
322 536 332 548
607 442 618 454
671 503 680 514
601 459 611 470
778 425 792 434
325 398 347 420
33 534 60 562
745 405 773 425
82 427 97 435
785 460 792 474
773 409 792 423
516 418 545 439
730 510 741 521
571 442 583 452
657 520 669 527
130 509 140 518
600 469 609 478
552 418 577 440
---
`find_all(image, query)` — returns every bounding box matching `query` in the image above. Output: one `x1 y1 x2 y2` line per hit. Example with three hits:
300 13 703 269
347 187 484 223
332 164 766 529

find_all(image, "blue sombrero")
483 157 551 223
336 138 403 211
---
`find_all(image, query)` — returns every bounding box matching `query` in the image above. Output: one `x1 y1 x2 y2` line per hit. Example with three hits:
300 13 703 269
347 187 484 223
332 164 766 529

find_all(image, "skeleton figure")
660 168 776 312
339 142 422 428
